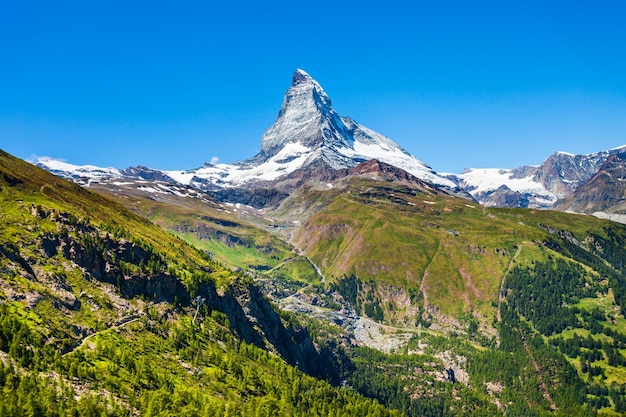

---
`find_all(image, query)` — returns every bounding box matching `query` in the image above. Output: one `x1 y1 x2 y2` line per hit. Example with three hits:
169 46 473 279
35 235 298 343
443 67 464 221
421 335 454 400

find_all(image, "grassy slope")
0 150 399 416
294 179 610 317
288 177 626 414
92 184 322 285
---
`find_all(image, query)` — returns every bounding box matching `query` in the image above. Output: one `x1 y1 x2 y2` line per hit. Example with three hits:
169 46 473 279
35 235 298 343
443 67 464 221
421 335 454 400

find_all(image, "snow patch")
458 168 552 196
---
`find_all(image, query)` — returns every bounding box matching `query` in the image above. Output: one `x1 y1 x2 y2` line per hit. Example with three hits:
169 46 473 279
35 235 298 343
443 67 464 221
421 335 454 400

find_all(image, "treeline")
505 258 592 335
544 225 626 313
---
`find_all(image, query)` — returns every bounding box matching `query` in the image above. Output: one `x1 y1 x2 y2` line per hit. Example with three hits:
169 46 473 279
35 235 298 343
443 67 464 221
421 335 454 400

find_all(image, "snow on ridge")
36 157 122 178
458 168 552 196
163 170 196 185
226 143 315 184
341 141 455 188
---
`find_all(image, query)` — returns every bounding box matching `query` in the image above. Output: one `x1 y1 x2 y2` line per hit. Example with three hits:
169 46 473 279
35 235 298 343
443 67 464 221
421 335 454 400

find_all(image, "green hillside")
0 150 399 416
6 149 626 416
293 178 619 323
90 182 322 286
288 176 626 415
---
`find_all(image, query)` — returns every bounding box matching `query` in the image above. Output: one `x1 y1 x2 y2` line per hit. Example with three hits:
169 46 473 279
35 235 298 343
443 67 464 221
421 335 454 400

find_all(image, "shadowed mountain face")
555 151 626 214
452 147 626 215
34 69 456 204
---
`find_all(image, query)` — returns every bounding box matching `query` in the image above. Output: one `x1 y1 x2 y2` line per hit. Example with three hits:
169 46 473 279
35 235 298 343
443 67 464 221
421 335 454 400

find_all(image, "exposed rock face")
250 69 354 166
120 165 176 182
213 281 338 382
40 231 190 304
555 151 626 213
533 151 611 198
451 147 626 211
478 185 530 208
210 187 290 208
245 70 454 187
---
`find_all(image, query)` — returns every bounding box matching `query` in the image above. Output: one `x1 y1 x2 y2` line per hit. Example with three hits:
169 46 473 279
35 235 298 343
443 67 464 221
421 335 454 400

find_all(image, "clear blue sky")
2 1 625 173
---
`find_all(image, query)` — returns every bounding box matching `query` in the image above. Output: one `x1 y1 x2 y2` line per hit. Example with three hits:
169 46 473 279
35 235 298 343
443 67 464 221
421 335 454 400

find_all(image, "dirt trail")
63 315 141 357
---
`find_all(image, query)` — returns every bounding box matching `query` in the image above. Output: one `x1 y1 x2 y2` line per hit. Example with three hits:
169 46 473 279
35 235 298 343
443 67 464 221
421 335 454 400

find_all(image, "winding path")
63 314 141 357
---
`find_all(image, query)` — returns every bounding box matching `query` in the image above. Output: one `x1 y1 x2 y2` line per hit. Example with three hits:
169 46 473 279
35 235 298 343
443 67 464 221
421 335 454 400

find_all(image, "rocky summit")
33 70 626 219
35 69 456 195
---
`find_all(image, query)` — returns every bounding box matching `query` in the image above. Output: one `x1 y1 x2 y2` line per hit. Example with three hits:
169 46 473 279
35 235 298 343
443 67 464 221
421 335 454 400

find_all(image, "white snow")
36 157 122 179
456 168 558 207
137 186 167 194
33 70 475 195
458 168 549 195
165 170 203 185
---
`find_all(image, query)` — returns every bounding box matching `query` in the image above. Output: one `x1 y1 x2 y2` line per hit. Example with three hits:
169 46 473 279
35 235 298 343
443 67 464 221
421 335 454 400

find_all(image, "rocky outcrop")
40 231 190 304
35 214 334 379
533 151 610 198
476 185 530 208
449 147 626 211
120 165 176 182
555 151 626 213
210 187 289 209
192 279 339 382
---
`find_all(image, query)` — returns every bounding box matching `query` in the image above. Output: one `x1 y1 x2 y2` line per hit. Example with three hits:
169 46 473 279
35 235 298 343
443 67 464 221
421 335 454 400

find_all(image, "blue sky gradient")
2 1 625 173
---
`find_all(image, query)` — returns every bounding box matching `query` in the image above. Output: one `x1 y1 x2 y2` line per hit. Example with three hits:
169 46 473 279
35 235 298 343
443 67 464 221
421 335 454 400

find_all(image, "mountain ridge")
32 69 626 218
35 69 456 194
449 145 626 214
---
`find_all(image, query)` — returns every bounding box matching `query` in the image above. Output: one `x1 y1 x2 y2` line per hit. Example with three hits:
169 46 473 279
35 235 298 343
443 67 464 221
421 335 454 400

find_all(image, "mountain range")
6 69 626 415
35 69 626 223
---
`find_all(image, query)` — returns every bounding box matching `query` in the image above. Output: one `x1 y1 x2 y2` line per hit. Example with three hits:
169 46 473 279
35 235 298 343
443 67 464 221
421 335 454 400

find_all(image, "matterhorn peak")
233 69 455 188
255 69 346 163
36 69 458 198
161 70 457 191
292 68 314 86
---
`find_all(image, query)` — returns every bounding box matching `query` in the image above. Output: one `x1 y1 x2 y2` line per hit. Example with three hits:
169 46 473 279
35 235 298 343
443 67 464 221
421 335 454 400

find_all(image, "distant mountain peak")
292 68 314 86
256 68 344 162
241 69 454 189
35 69 457 203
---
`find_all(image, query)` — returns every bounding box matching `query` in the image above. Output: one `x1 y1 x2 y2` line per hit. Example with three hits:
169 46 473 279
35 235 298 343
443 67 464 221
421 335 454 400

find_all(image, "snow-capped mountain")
35 157 123 183
164 69 455 190
450 146 626 209
451 167 557 208
32 68 626 216
34 158 177 186
36 69 455 194
555 150 626 217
